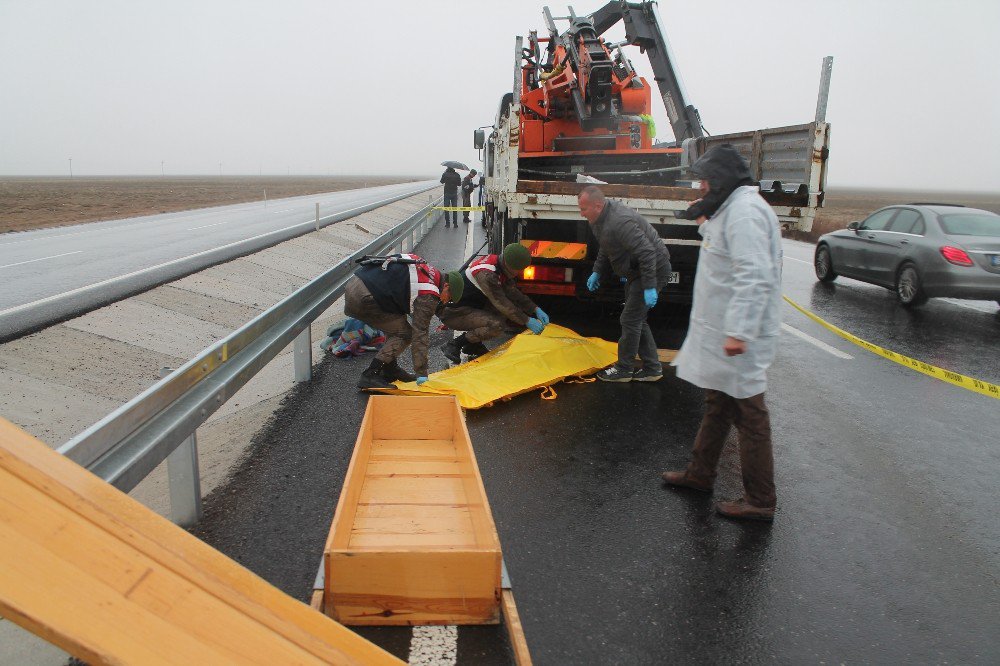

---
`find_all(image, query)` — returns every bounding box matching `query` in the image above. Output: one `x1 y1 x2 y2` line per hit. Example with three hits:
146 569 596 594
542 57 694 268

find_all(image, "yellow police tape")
376 324 617 408
433 206 486 211
783 296 1000 400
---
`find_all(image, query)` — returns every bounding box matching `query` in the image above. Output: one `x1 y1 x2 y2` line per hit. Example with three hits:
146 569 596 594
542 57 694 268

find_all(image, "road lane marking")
781 322 853 359
783 256 811 265
187 220 233 231
0 251 83 269
784 295 1000 400
408 626 457 666
0 191 428 319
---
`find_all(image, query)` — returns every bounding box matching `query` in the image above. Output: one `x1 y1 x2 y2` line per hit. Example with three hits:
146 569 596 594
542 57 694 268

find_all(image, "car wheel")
814 244 837 282
896 263 928 307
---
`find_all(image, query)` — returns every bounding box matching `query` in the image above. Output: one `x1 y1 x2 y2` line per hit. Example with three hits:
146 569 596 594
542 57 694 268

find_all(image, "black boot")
462 341 490 359
383 359 417 383
441 334 466 364
357 359 397 391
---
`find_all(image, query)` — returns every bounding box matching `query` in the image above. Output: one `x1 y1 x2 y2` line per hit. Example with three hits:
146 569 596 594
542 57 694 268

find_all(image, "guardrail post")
315 202 320 231
294 326 312 382
167 432 203 526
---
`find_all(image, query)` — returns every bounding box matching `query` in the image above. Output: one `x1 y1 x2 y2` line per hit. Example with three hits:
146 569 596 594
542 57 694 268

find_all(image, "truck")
475 1 832 305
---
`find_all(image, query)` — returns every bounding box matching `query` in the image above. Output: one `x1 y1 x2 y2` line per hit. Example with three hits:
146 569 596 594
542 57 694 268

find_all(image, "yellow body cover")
389 324 617 409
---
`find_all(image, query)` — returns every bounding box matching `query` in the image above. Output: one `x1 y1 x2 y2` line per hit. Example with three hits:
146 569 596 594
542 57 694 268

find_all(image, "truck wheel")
896 263 928 307
814 244 837 282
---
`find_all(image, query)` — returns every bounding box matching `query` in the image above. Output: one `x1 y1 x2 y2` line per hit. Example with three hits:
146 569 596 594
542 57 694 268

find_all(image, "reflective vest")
355 253 441 314
455 254 506 308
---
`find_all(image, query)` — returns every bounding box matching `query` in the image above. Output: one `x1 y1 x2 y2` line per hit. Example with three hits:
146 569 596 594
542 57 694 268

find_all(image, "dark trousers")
438 305 505 343
687 389 776 508
461 193 472 223
443 192 458 226
343 278 411 365
616 280 663 373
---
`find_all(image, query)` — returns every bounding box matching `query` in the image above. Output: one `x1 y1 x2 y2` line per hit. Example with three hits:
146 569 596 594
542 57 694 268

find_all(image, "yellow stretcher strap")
539 386 558 400
380 324 617 409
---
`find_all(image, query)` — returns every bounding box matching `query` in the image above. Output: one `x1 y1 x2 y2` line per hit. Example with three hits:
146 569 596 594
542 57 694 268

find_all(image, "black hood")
678 144 756 220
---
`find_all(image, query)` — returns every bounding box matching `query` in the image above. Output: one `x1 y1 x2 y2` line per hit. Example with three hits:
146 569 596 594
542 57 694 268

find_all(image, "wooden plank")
370 438 458 460
657 349 678 363
502 589 533 666
0 417 402 666
327 551 501 626
516 179 701 201
370 395 455 440
365 459 464 476
452 402 502 551
326 405 374 551
350 504 477 549
359 476 469 505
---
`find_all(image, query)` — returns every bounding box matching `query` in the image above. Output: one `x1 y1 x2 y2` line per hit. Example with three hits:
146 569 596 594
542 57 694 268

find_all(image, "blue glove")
415 376 429 385
586 272 600 292
535 307 550 325
620 277 627 284
643 288 658 308
526 317 545 335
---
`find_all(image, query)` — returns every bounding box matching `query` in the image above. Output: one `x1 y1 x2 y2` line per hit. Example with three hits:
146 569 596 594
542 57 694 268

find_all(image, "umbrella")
441 160 469 171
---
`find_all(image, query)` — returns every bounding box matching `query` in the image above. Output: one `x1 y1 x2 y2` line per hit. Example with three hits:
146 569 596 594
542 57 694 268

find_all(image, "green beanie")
444 271 464 303
502 243 532 272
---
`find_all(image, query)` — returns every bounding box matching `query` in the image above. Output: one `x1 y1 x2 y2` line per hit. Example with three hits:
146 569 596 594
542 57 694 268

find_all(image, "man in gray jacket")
578 185 672 382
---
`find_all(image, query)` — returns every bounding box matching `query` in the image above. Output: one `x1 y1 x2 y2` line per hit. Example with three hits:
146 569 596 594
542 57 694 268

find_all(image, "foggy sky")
1 0 997 191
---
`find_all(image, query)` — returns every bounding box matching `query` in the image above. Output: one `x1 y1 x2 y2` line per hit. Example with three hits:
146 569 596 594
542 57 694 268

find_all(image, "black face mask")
678 144 756 220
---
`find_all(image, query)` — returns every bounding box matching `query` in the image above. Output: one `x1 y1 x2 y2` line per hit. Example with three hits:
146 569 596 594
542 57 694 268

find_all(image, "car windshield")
938 213 1000 237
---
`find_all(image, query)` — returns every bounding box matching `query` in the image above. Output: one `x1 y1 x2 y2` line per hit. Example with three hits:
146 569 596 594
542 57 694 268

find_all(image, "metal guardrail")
58 197 442 525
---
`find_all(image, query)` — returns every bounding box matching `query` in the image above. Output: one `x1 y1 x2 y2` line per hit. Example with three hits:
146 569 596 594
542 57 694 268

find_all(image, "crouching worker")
439 243 549 363
344 253 464 390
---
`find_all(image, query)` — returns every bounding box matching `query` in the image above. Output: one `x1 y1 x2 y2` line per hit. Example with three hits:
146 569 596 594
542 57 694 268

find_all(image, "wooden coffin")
324 395 502 625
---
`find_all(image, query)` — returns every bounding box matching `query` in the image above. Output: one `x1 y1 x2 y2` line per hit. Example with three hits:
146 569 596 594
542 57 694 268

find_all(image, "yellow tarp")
386 324 617 409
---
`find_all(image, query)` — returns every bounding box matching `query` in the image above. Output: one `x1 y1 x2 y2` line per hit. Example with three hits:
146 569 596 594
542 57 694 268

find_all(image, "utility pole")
68 158 73 178
161 160 165 176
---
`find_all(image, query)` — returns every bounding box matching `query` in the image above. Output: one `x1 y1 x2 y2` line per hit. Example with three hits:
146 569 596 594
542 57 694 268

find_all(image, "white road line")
781 322 854 359
408 626 458 666
784 256 811 265
0 193 410 318
187 220 232 231
0 250 82 270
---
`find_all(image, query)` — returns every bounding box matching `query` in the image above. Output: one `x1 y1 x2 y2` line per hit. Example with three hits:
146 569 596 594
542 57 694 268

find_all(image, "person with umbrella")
440 161 464 228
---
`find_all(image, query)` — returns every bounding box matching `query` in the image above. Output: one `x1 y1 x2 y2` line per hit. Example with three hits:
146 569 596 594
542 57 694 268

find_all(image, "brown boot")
661 470 713 493
715 497 775 522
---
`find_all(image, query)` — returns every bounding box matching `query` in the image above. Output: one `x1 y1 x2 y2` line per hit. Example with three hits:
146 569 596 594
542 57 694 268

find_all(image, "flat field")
0 175 421 234
1 177 997 241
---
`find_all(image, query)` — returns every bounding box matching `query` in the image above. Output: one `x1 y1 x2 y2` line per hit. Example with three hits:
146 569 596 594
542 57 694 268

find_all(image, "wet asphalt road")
193 219 1000 664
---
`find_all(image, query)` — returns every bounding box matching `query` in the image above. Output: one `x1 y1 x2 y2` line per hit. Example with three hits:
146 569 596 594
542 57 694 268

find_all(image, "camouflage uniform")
344 276 439 377
439 265 537 344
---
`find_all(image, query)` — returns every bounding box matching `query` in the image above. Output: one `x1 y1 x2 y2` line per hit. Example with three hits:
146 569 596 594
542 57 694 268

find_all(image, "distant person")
461 169 478 224
440 166 462 228
344 253 464 390
439 243 548 362
578 185 672 382
662 144 781 522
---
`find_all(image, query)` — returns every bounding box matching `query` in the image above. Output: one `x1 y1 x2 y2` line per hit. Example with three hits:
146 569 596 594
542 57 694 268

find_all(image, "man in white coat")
662 144 782 522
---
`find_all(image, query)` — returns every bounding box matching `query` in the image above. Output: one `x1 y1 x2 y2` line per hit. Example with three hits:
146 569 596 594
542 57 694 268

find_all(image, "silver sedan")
814 204 1000 307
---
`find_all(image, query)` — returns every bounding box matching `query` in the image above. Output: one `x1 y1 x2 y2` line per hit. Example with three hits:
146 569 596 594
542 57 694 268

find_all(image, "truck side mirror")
473 129 485 150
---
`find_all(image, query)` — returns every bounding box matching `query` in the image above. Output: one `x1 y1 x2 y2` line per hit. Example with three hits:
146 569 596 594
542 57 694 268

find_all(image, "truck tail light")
940 246 974 266
521 266 574 282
